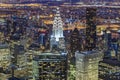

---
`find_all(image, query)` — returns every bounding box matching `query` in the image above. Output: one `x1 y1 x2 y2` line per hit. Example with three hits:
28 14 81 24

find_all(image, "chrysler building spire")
52 7 64 41
50 7 65 50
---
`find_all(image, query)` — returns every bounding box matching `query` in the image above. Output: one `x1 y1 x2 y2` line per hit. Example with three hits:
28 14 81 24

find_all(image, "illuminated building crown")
52 7 64 41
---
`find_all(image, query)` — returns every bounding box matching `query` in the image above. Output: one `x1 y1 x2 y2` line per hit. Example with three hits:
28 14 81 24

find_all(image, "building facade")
70 28 81 55
52 7 64 41
75 7 103 80
0 43 10 70
99 59 120 80
50 7 65 50
32 52 68 80
75 51 103 80
0 32 4 43
12 44 26 69
24 50 34 78
85 8 97 51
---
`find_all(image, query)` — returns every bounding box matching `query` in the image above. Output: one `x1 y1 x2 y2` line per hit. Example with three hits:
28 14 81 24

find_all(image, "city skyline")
0 0 120 79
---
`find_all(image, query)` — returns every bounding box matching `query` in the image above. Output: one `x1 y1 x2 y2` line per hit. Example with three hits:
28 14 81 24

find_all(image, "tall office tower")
50 7 65 50
75 51 103 80
75 8 103 80
32 52 68 80
86 8 96 51
70 28 81 57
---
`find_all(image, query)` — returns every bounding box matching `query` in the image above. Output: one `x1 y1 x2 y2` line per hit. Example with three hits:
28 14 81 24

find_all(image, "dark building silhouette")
106 31 112 50
6 19 12 35
70 28 81 56
111 37 119 57
85 8 97 51
98 32 120 80
8 77 20 80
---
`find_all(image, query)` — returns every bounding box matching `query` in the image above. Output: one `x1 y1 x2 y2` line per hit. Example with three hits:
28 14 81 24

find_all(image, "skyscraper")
86 8 96 51
70 28 81 57
75 8 103 80
50 7 65 50
52 7 64 41
75 51 103 80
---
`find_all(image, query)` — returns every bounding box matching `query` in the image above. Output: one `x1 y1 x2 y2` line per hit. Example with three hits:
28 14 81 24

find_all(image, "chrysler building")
52 7 64 41
50 7 65 50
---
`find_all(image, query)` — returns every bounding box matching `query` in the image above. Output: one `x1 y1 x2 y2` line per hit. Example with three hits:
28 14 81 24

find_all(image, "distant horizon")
0 0 119 4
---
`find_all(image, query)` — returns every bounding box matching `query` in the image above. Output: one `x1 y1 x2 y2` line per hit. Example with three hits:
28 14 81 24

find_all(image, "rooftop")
33 52 67 61
76 50 102 55
8 77 20 80
100 58 120 67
